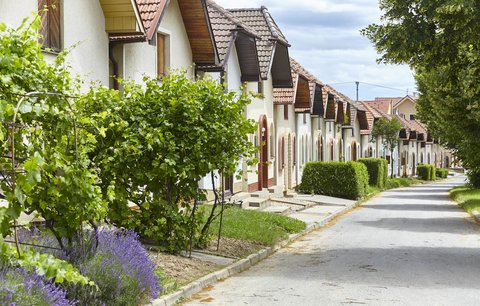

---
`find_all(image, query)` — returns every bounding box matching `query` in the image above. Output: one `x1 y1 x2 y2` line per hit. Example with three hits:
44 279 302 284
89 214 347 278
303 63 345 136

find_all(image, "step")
247 197 270 209
262 205 293 215
231 192 250 202
270 197 316 209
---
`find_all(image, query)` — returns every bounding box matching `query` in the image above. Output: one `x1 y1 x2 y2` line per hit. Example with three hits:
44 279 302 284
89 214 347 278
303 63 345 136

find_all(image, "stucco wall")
1 0 110 90
158 0 193 76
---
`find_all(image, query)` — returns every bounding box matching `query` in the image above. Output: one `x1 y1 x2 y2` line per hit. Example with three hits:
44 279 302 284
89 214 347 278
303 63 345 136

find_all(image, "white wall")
0 0 110 90
158 0 193 76
244 75 275 191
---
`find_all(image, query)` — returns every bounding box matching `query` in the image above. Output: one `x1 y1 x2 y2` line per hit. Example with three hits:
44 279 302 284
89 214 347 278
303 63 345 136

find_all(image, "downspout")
109 43 119 90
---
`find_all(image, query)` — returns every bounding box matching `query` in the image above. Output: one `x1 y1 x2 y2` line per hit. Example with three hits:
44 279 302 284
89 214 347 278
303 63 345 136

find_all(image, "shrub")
358 158 388 188
436 168 449 179
385 179 401 189
418 164 436 180
0 267 72 306
22 227 161 305
299 161 369 199
467 168 480 188
430 166 437 180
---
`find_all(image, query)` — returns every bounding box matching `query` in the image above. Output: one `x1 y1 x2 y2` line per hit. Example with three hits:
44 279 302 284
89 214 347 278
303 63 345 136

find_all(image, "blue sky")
215 0 417 101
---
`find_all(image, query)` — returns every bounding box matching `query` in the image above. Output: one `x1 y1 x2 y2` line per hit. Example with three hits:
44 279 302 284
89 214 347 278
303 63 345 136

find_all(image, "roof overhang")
312 84 324 117
178 0 219 65
294 76 312 112
357 110 369 130
325 94 336 120
336 101 345 124
409 130 418 140
235 30 261 82
100 0 144 34
271 42 293 88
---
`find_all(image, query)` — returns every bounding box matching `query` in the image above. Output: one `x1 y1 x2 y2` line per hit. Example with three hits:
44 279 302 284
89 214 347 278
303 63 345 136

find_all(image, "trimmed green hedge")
436 168 449 179
299 161 369 200
418 164 436 180
358 158 388 188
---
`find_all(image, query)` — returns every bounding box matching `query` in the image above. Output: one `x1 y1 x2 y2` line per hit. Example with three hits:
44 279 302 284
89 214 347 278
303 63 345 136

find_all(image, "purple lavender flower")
0 267 74 306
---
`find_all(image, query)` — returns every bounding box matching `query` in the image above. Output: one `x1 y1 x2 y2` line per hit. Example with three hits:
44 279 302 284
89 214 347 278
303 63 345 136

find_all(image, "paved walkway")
184 177 480 305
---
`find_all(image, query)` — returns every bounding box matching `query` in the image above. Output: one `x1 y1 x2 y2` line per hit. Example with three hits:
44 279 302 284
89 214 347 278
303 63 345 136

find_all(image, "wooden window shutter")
157 33 166 77
38 0 48 47
49 0 61 51
38 0 61 51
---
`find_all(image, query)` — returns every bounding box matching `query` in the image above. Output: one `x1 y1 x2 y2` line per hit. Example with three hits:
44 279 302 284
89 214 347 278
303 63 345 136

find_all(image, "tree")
362 0 480 186
0 16 100 286
81 73 257 253
371 118 402 178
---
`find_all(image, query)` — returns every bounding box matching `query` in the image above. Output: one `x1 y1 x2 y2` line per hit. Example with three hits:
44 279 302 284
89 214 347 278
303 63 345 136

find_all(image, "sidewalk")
149 194 358 306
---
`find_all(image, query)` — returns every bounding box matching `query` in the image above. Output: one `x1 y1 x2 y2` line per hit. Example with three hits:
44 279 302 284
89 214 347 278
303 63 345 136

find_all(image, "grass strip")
450 186 480 215
202 207 306 246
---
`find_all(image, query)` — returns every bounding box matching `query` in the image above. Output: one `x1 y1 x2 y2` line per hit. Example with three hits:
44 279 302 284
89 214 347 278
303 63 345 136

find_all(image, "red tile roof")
135 0 168 41
228 7 289 79
273 58 321 106
206 0 258 66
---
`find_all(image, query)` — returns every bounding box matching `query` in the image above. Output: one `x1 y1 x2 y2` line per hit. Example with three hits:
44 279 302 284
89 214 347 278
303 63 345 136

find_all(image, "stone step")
262 205 293 215
247 197 270 209
270 197 315 209
231 192 250 202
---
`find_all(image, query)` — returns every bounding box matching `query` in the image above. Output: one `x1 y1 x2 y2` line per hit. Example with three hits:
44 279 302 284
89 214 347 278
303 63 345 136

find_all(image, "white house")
228 6 293 192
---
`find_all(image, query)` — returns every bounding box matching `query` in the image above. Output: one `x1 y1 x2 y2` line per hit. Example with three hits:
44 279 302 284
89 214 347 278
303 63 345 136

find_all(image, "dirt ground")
149 237 265 293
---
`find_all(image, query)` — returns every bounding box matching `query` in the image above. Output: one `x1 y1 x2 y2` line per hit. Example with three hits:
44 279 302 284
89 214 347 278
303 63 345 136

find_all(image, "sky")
214 0 417 101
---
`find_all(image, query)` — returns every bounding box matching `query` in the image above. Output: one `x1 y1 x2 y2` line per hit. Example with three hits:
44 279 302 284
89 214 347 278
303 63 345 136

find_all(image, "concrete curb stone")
148 202 357 306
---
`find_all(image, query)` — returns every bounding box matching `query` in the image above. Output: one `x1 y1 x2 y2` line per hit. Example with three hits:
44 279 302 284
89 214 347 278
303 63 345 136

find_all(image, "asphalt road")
184 177 480 306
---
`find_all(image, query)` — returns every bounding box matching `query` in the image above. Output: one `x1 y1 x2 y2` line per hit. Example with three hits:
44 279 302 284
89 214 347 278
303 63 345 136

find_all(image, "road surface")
184 177 480 305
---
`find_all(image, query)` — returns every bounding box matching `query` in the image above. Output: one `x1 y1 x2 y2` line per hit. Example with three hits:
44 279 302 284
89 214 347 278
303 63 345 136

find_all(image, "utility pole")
355 81 359 101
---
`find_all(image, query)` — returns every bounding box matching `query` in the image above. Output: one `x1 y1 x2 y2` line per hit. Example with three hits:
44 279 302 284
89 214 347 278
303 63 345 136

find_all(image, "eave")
100 0 144 34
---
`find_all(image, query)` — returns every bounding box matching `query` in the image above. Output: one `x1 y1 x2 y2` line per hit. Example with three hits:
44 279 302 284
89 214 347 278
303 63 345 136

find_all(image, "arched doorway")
351 141 357 161
258 115 268 190
288 134 293 189
412 153 416 177
330 139 334 161
317 136 323 161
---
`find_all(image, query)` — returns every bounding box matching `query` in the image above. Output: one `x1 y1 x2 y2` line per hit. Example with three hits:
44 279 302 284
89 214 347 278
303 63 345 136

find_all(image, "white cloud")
213 0 416 99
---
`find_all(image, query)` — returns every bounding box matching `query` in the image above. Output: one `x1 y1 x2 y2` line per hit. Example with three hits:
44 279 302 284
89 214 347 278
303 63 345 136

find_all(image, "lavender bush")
0 267 73 306
21 227 161 305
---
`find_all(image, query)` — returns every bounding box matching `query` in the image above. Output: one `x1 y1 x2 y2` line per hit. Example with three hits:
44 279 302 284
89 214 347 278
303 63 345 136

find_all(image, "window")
303 113 307 124
157 33 166 77
328 122 332 132
410 114 415 120
258 81 264 95
270 124 275 158
38 0 62 51
284 104 288 120
280 137 285 170
411 141 414 148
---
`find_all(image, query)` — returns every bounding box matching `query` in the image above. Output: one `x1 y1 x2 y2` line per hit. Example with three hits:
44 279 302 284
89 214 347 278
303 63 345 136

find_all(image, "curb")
148 202 357 306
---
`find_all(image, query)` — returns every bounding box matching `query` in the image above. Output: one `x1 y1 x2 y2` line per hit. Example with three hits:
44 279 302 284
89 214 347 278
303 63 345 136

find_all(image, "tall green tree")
81 73 257 253
371 117 402 178
362 0 480 186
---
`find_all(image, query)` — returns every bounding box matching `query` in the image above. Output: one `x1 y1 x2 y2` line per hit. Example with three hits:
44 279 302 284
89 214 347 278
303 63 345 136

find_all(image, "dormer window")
410 114 415 120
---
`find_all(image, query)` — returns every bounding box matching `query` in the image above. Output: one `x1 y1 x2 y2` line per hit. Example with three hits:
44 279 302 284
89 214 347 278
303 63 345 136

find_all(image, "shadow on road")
363 203 460 212
356 217 480 234
266 246 480 290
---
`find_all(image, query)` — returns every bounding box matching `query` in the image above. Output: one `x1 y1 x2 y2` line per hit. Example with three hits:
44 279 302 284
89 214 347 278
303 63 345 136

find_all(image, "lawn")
200 206 306 246
386 177 423 189
450 186 480 215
